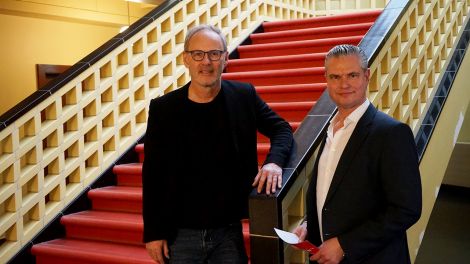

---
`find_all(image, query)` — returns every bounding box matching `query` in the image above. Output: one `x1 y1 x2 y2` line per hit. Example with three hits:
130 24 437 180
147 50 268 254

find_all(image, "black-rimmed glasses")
185 50 226 61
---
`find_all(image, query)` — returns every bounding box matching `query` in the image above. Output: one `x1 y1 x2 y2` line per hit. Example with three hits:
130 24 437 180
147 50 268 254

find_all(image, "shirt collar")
330 99 370 128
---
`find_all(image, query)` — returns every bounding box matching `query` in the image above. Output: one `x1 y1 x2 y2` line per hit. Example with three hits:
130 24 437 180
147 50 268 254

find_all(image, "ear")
364 68 371 82
183 52 190 68
223 51 229 67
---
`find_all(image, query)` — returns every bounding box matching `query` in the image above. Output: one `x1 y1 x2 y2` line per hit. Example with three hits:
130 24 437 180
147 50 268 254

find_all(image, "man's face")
325 54 370 112
183 30 228 89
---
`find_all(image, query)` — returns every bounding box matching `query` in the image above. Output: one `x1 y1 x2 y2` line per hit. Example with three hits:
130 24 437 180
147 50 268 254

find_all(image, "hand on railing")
252 162 283 195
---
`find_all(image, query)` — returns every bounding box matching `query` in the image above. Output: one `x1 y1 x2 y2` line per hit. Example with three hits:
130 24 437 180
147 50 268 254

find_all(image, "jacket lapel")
324 104 377 205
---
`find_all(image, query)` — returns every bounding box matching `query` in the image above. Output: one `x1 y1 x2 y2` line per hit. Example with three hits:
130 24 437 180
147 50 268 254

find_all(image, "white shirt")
316 99 370 241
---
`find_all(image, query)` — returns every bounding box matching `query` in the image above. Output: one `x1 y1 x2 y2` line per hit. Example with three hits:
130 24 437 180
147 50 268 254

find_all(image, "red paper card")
274 228 319 254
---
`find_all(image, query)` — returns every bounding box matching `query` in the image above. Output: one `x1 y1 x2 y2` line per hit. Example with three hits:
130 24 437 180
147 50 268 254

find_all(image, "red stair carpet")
31 10 380 264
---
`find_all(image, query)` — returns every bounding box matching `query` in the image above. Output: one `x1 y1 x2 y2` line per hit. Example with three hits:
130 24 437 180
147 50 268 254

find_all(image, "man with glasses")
142 25 293 264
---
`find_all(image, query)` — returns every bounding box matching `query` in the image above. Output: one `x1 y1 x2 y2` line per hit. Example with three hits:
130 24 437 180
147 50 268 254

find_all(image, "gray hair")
184 25 227 51
325 44 368 70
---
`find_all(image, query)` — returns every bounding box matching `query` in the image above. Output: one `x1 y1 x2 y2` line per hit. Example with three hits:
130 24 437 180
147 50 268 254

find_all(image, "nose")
201 53 212 63
339 76 350 88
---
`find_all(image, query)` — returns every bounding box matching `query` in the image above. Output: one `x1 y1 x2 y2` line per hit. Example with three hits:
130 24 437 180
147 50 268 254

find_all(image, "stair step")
226 53 326 72
262 10 381 32
256 83 326 103
88 186 142 213
135 144 144 163
223 67 325 86
61 211 142 245
32 239 152 264
269 101 315 122
237 35 362 58
258 121 299 143
113 163 143 187
250 22 373 44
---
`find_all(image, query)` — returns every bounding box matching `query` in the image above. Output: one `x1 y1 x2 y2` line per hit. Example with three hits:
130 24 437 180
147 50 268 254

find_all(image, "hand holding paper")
274 228 319 254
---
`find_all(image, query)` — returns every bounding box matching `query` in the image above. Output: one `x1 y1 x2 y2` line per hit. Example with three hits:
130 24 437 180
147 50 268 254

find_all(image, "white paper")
274 228 301 244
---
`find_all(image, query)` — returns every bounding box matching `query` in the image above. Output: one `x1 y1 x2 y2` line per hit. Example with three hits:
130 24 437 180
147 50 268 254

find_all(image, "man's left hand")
252 163 282 195
310 237 344 264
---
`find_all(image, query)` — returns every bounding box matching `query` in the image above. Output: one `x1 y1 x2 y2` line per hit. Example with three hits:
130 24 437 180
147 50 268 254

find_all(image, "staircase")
31 10 381 264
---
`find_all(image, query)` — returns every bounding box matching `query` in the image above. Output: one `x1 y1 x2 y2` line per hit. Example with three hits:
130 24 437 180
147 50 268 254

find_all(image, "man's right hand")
292 221 308 241
146 240 169 264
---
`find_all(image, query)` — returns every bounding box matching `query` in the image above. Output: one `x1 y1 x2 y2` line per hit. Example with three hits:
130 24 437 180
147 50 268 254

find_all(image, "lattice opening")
42 130 58 158
61 87 78 111
392 105 401 120
22 203 40 231
210 3 218 17
63 115 78 137
64 141 80 167
241 0 248 11
65 167 81 195
84 127 98 145
134 62 145 78
161 17 171 34
222 15 229 27
82 74 96 93
174 8 183 23
176 52 184 66
20 147 37 173
83 100 97 126
101 85 114 109
0 222 18 247
40 102 57 126
231 7 239 22
147 28 157 44
163 62 173 77
118 49 129 66
45 184 61 214
133 38 144 55
103 136 116 152
136 109 147 125
119 74 130 92
0 134 13 156
0 164 15 192
18 118 36 143
43 157 60 185
134 85 145 102
186 0 196 14
199 11 208 24
119 98 131 115
175 30 184 46
85 151 99 170
242 17 248 30
102 111 115 129
100 61 113 79
177 74 187 87
162 40 172 56
120 122 132 139
148 51 158 66
21 173 38 205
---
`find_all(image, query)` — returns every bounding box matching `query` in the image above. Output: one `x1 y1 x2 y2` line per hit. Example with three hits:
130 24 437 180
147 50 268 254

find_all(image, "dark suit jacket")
306 104 422 264
142 80 293 242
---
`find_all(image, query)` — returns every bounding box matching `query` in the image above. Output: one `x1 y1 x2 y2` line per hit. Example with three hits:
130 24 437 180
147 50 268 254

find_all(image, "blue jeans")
169 223 248 264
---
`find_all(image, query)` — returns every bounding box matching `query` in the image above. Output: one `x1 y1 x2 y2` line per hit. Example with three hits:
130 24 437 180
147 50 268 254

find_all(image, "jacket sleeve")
142 99 175 242
252 86 294 167
337 123 422 261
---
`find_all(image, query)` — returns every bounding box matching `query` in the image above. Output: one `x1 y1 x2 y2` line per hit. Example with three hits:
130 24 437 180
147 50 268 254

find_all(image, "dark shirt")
177 90 241 228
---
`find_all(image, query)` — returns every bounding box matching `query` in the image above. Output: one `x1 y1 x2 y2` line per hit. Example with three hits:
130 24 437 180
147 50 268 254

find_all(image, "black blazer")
306 104 422 264
142 80 293 242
